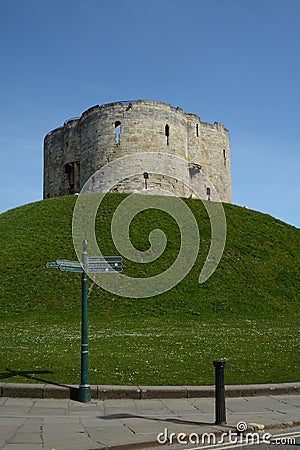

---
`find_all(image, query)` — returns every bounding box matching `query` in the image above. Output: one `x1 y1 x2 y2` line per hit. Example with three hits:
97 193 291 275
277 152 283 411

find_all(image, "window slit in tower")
223 148 227 165
65 163 74 194
115 121 121 144
165 124 169 145
64 161 80 195
196 124 199 137
206 187 211 200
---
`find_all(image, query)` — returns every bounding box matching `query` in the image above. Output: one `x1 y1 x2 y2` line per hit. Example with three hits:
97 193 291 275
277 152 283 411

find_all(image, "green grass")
0 319 298 385
0 194 299 385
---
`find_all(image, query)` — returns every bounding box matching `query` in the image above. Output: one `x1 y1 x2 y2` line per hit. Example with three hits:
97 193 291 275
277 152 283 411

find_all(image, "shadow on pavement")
98 412 219 427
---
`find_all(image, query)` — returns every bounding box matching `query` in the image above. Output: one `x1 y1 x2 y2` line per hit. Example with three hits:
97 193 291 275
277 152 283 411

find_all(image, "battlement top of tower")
45 99 228 137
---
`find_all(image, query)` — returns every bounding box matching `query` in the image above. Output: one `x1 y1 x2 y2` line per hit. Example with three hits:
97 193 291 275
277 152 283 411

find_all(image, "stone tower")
43 100 232 202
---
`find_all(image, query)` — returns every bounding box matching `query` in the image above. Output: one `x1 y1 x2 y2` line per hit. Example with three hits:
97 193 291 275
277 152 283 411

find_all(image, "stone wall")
43 100 232 203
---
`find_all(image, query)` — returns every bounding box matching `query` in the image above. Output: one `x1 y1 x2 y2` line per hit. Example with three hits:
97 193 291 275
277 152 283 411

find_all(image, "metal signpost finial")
46 240 122 403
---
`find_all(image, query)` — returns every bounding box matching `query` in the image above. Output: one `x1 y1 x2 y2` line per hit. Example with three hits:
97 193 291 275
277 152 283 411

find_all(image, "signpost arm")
78 240 91 403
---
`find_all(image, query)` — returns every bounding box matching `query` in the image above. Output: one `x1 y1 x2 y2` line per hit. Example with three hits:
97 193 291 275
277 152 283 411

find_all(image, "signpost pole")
78 240 91 403
46 243 122 403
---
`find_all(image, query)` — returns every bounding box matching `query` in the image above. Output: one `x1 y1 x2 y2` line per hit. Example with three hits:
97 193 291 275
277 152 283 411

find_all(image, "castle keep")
43 100 232 202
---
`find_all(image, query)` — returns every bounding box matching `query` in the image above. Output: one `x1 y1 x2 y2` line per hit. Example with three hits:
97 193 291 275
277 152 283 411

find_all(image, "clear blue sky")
0 0 299 228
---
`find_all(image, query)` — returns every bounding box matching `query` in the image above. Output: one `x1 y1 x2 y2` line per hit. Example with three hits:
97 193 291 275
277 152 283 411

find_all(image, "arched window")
115 121 121 144
165 124 169 145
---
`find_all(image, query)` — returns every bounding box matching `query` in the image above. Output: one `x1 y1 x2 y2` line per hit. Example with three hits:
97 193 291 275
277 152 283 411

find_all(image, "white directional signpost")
46 240 122 402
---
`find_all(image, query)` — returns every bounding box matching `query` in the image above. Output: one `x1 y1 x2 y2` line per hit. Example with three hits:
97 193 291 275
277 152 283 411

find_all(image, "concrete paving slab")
86 423 135 445
16 417 42 432
258 416 298 427
98 413 136 424
103 404 140 417
229 411 272 421
68 399 100 410
43 415 84 426
260 396 300 412
28 407 69 416
80 416 104 427
9 432 42 444
68 408 104 416
103 398 136 415
43 416 92 448
166 413 214 425
277 395 300 407
1 445 43 450
0 419 27 446
188 398 215 413
227 395 300 416
226 397 262 413
160 398 202 412
44 436 92 448
0 418 26 427
158 400 194 417
103 398 137 407
133 399 172 414
121 417 172 434
0 393 299 449
74 406 102 417
33 398 69 408
1 398 34 406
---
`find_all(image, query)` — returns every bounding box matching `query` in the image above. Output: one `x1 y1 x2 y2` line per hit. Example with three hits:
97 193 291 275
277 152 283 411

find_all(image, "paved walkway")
0 394 299 450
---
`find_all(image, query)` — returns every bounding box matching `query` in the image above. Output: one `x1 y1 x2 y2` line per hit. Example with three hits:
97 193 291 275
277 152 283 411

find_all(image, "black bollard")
213 359 226 425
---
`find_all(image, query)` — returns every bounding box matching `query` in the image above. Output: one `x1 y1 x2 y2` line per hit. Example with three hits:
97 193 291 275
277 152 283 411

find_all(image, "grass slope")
0 194 299 385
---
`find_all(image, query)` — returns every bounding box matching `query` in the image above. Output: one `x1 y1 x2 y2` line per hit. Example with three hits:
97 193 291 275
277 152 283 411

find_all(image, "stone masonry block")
2 383 44 398
139 386 187 399
98 385 141 400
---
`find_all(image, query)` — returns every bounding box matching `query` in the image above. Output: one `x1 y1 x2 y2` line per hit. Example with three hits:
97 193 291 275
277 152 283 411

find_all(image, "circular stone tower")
43 100 232 202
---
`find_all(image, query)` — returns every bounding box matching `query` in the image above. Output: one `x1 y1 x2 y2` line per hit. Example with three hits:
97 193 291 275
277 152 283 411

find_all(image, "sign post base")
78 385 91 403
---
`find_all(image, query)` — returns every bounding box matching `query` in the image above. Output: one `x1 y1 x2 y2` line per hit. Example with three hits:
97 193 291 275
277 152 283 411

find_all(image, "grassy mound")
0 194 299 385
